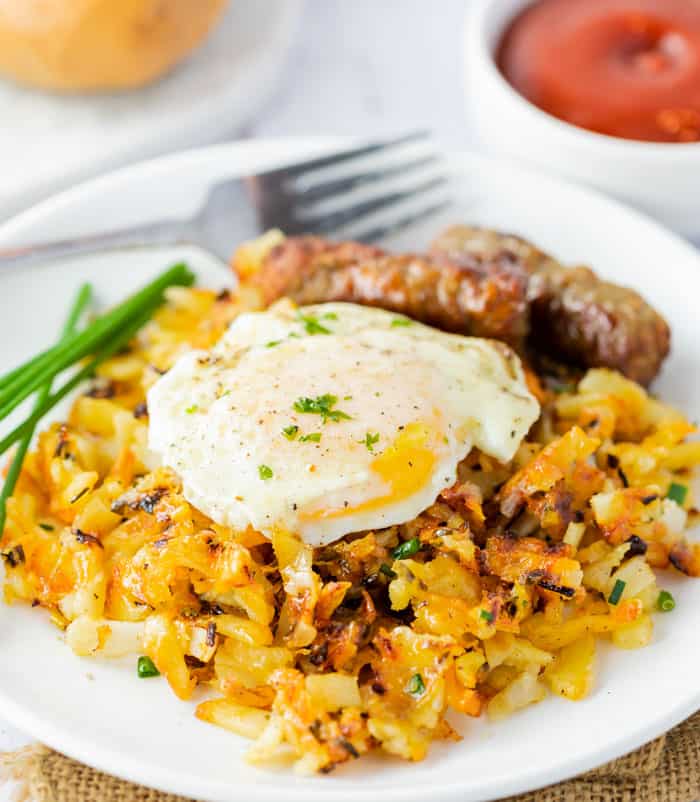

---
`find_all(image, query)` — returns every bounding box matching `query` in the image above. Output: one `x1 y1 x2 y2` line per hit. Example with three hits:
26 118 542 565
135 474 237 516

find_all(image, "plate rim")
1 137 699 802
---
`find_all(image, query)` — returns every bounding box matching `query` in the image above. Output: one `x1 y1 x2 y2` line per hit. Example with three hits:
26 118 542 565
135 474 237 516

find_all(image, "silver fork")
0 132 449 269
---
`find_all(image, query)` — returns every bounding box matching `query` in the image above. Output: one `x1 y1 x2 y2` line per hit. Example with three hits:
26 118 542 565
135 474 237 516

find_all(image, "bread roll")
0 0 229 92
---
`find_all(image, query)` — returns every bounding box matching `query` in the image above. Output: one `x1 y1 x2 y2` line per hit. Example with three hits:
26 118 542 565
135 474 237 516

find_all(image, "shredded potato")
1 274 699 775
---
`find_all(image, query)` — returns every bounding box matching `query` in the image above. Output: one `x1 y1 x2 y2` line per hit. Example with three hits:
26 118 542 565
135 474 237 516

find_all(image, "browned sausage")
430 226 670 386
252 236 529 346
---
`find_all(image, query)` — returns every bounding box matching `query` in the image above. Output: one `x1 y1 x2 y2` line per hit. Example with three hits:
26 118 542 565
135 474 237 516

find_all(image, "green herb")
297 311 332 336
361 432 380 452
392 537 420 560
0 265 194 465
266 340 282 348
0 284 92 534
137 655 160 678
299 432 322 443
343 395 353 401
480 609 494 623
0 264 193 424
322 312 338 320
293 394 351 424
379 563 397 579
667 482 688 506
551 381 576 394
185 404 198 414
608 578 626 606
391 317 413 327
282 425 299 441
657 590 676 612
258 464 273 480
405 673 425 697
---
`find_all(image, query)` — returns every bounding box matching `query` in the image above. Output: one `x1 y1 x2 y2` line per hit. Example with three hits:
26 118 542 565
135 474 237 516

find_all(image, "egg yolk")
301 422 438 522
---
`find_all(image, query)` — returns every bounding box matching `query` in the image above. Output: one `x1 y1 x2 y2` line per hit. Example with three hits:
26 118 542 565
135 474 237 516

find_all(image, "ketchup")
497 0 700 143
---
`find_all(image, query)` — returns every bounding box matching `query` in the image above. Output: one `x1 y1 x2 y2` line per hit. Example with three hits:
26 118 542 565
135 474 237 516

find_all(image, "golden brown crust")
254 236 530 346
0 0 228 92
431 225 671 386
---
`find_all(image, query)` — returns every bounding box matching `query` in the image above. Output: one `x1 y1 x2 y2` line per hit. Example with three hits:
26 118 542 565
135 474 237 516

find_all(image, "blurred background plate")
0 0 302 220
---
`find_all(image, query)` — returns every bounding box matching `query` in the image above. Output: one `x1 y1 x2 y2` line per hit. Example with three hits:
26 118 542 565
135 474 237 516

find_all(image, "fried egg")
147 302 539 546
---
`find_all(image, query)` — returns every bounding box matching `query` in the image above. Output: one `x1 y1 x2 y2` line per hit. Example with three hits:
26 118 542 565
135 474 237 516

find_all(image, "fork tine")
292 154 441 205
347 199 452 244
299 175 448 235
278 131 429 180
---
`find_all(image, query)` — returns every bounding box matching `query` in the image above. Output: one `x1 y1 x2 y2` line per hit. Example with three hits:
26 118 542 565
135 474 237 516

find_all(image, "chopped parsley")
185 404 198 414
480 609 494 623
300 432 322 443
379 563 397 579
657 590 676 612
667 482 688 506
297 311 332 335
392 537 420 560
282 425 299 440
266 340 282 348
608 578 626 606
258 464 274 480
322 312 338 320
361 431 380 452
137 655 160 678
406 673 425 697
293 394 351 423
391 317 413 327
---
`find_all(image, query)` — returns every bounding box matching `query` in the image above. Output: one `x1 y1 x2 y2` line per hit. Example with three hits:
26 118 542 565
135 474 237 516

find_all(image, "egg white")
147 301 539 546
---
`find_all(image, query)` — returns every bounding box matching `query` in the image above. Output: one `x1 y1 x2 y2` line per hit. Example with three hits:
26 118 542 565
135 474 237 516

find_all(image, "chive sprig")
0 263 195 533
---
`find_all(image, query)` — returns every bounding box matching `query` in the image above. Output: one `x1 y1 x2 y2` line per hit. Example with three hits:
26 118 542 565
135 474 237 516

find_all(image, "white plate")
0 139 698 802
0 0 302 220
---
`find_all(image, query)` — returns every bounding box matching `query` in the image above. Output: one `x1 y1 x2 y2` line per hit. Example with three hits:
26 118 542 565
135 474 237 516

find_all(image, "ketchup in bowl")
497 0 700 143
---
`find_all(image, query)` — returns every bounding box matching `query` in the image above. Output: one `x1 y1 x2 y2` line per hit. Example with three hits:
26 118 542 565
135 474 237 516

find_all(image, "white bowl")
466 0 700 239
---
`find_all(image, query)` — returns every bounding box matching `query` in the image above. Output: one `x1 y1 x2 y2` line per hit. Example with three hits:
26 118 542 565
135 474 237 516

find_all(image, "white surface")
0 138 699 801
467 0 700 239
0 0 302 220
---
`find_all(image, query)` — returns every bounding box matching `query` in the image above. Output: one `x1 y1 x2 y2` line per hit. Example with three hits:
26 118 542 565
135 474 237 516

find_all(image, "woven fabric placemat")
2 712 699 802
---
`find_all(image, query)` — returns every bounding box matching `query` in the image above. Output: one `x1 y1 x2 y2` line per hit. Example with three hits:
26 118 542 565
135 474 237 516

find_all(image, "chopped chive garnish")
297 312 331 335
322 312 338 320
406 673 425 697
392 537 420 560
361 432 380 452
391 317 413 327
0 283 91 534
667 482 688 506
137 655 160 678
608 578 626 606
258 464 273 480
343 395 353 401
299 432 321 443
379 563 397 579
282 425 299 440
657 590 676 612
266 340 282 348
480 609 494 622
39 523 55 531
293 394 351 423
185 404 198 414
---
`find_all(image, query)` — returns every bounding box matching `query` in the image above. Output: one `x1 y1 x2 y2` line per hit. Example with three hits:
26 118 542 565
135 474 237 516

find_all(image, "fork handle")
0 219 195 270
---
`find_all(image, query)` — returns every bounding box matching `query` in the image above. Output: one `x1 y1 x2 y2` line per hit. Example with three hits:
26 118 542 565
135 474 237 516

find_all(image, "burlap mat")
1 712 698 802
